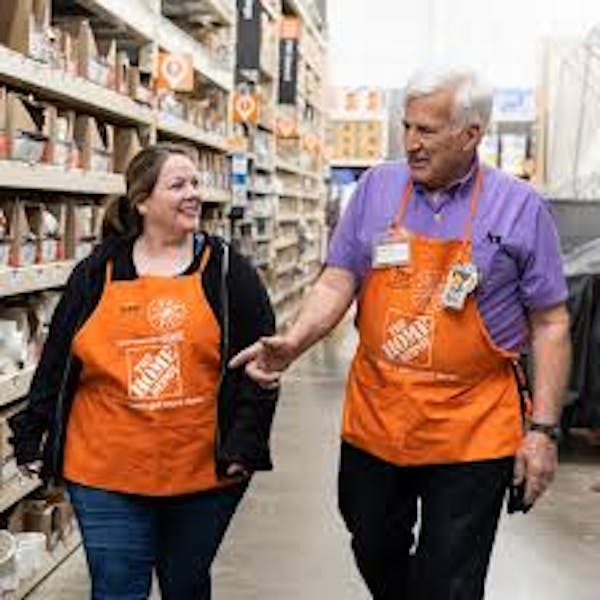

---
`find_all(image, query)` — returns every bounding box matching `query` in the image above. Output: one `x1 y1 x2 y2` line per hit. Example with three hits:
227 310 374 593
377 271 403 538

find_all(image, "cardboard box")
0 0 51 62
129 66 155 107
54 18 116 89
66 201 104 260
6 93 52 164
116 51 131 96
113 127 143 174
48 109 75 169
74 115 114 173
52 26 78 76
25 202 67 263
0 87 7 160
3 201 36 268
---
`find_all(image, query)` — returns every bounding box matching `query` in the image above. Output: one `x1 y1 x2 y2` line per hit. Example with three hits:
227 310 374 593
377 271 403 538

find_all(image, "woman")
9 143 279 599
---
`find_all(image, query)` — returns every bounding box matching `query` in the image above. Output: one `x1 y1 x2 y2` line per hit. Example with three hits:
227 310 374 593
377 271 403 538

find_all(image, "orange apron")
64 247 225 495
343 170 523 465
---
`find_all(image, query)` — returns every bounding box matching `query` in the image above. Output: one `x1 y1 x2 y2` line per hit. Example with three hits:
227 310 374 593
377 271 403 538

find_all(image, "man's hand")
513 431 558 506
228 335 297 387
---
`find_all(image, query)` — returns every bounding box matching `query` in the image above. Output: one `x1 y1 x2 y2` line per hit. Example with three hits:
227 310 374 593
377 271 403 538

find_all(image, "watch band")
528 421 560 442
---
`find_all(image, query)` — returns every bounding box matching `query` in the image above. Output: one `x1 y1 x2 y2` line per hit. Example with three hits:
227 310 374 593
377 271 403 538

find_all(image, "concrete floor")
29 324 600 599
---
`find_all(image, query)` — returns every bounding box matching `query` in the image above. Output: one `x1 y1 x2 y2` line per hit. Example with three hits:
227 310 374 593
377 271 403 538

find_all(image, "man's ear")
462 123 482 153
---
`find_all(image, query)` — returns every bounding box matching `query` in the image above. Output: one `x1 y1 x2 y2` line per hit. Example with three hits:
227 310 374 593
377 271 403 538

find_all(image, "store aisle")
29 323 599 599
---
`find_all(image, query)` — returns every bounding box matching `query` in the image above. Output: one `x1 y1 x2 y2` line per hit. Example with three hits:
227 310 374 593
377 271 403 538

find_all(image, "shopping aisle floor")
30 324 600 599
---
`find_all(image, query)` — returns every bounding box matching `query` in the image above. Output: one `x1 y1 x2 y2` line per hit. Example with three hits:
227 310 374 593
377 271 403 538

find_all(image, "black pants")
338 442 513 600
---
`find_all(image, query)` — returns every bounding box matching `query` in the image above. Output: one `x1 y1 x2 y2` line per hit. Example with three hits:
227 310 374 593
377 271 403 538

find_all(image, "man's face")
403 88 476 189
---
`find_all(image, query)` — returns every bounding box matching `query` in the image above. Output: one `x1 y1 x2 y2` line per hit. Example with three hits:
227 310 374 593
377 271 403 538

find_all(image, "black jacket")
8 233 279 484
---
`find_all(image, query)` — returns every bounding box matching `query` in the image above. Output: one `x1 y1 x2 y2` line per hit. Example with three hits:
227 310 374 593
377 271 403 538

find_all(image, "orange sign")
233 91 259 124
156 53 194 92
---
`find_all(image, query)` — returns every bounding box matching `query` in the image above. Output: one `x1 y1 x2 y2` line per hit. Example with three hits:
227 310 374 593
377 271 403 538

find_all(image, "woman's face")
138 154 201 237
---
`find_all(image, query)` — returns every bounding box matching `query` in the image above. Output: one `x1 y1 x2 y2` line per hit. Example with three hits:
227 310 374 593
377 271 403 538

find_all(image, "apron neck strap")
392 167 484 247
105 260 114 283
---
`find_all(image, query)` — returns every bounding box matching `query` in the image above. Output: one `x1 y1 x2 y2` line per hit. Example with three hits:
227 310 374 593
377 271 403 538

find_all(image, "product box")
129 66 155 107
74 115 114 173
3 201 36 268
54 17 116 89
116 50 131 96
47 108 75 169
113 127 143 174
66 201 104 260
6 93 52 164
0 0 51 62
52 25 79 76
0 87 7 160
24 202 67 263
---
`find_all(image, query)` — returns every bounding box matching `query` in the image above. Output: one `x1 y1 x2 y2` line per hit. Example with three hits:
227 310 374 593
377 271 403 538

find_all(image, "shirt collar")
414 158 479 206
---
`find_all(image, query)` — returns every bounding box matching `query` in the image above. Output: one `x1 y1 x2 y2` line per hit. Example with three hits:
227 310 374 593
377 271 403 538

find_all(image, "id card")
372 232 411 269
441 262 480 311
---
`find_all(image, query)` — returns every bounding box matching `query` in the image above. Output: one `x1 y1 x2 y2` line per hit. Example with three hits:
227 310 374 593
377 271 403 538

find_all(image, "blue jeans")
68 481 247 600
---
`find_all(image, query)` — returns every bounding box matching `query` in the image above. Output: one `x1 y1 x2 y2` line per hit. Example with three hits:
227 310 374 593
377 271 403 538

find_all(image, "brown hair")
102 143 198 240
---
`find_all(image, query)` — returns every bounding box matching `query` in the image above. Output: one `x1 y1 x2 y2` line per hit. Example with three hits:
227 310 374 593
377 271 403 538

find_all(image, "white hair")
404 66 494 131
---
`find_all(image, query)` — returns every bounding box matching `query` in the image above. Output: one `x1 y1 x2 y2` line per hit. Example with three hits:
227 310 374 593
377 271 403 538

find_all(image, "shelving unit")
0 0 328 591
15 531 82 600
0 0 240 594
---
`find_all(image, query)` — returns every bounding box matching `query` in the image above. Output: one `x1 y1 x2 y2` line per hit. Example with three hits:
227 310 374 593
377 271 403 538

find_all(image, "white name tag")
373 240 410 268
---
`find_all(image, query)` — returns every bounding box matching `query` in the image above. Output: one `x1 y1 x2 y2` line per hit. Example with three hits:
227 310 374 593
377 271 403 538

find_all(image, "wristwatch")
528 421 561 442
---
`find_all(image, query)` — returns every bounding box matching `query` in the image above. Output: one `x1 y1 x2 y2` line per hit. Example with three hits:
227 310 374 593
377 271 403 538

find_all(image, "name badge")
373 238 410 269
441 262 480 310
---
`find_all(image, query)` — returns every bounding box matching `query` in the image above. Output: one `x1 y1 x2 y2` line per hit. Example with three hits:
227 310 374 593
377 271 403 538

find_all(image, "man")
231 67 571 599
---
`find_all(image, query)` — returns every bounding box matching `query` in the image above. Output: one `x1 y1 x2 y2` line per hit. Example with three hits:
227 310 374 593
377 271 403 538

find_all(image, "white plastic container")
14 532 45 582
0 530 17 593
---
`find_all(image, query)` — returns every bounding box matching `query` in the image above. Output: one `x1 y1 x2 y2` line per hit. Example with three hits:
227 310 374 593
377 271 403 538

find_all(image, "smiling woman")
9 143 279 599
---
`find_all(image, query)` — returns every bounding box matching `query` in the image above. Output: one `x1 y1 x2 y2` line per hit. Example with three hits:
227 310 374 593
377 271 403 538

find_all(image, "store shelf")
254 161 276 173
275 159 321 180
16 530 82 600
0 367 36 408
0 45 154 125
0 162 125 195
274 236 299 250
0 472 41 515
249 187 276 195
0 261 77 299
157 115 230 152
77 0 233 91
163 0 235 26
277 214 300 223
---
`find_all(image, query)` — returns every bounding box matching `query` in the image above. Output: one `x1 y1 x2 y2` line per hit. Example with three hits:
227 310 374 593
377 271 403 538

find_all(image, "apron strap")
105 260 114 283
391 167 484 255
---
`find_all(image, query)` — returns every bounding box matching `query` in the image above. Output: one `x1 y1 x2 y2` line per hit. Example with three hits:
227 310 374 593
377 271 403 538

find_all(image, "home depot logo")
127 344 183 400
381 312 433 367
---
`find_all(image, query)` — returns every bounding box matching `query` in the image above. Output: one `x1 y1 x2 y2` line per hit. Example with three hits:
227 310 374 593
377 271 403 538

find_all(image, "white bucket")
14 532 45 582
0 530 17 593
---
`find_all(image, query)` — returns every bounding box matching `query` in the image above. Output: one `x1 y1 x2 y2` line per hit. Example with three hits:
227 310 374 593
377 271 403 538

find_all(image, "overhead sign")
492 88 535 122
278 18 301 105
156 53 194 92
236 0 261 75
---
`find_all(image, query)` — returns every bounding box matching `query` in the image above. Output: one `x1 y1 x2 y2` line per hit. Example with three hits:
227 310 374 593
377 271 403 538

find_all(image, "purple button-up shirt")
327 161 568 352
